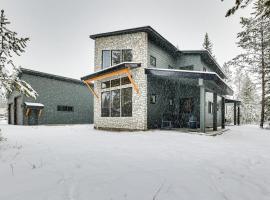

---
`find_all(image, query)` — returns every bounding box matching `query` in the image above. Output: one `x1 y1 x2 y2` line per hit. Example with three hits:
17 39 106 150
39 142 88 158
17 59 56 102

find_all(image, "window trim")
150 55 156 67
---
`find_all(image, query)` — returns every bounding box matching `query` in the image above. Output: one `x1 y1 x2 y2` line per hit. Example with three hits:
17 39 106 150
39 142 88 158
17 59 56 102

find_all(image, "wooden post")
213 93 217 131
237 105 240 125
221 97 225 129
234 102 237 125
38 109 43 118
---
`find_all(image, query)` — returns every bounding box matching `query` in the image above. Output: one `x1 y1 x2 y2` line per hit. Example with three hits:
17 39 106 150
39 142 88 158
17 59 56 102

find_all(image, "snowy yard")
0 125 269 200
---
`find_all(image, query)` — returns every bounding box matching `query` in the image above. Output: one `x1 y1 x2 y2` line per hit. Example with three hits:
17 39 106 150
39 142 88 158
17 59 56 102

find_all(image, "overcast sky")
1 0 252 79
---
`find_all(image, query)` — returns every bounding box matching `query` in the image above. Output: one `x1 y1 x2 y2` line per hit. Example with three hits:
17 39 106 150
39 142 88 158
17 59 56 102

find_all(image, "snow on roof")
24 102 44 108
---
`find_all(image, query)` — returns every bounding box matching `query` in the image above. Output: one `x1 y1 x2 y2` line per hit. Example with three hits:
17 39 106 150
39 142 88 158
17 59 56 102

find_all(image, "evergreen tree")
202 33 215 58
222 62 233 87
222 0 270 17
229 0 270 128
0 10 37 98
239 73 260 123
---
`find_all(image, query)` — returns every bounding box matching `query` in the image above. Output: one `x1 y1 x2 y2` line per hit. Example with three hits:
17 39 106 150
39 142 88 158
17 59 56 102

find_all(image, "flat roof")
145 68 233 96
81 62 141 81
90 26 178 54
21 68 84 85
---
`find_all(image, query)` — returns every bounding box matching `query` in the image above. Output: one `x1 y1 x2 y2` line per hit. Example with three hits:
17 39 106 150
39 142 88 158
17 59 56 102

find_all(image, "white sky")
1 0 252 79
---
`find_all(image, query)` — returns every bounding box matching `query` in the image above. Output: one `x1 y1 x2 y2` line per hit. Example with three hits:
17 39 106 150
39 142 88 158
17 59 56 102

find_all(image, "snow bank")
0 125 269 200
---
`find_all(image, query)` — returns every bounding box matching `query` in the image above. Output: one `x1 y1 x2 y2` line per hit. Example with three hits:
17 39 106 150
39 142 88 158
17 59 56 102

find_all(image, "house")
8 68 94 125
81 26 240 132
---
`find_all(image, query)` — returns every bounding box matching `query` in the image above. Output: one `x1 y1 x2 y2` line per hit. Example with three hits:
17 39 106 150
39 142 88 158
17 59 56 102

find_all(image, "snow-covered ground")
0 125 269 200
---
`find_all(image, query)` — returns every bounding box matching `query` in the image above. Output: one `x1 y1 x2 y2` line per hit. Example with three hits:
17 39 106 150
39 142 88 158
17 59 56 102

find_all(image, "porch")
145 68 235 133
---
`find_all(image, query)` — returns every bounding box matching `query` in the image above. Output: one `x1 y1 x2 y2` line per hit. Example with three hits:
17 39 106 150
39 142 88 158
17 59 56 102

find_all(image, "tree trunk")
260 27 265 128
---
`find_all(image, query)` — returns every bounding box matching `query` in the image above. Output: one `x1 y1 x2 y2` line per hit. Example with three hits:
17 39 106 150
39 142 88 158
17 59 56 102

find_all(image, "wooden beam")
38 109 43 118
126 68 140 95
83 81 99 98
25 108 30 117
85 68 129 82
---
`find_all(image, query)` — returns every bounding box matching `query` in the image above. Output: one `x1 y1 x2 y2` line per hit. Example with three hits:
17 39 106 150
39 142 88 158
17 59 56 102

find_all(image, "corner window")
102 50 111 69
150 55 156 67
111 89 120 117
111 50 121 66
122 49 132 62
57 105 74 112
101 91 110 117
121 87 132 117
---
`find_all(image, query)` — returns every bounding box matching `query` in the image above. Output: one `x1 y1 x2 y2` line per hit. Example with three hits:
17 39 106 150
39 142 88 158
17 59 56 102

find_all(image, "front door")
28 109 39 125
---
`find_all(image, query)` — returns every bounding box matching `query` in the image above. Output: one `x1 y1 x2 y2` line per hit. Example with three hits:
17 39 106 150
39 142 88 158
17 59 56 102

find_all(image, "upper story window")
122 49 133 62
102 50 111 69
57 105 74 112
102 49 133 69
111 50 121 66
150 55 156 67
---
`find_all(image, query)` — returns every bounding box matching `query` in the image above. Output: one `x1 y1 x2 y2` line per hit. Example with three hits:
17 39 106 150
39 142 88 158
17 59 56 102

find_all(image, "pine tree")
222 0 270 17
202 33 215 57
230 0 270 128
0 10 37 98
239 73 260 123
222 62 233 87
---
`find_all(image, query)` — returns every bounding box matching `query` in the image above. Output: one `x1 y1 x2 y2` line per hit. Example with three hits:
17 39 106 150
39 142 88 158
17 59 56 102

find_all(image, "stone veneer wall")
93 32 148 130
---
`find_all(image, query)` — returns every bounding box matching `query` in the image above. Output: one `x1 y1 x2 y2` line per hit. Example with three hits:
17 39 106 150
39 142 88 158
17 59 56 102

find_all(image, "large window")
111 50 121 66
208 101 213 114
111 89 120 117
102 50 111 69
101 87 132 117
121 87 132 117
101 91 110 117
102 49 133 68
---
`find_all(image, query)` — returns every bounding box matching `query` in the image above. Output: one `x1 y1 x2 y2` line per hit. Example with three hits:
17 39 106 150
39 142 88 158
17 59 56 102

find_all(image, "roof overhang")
145 68 233 96
225 98 241 105
24 102 44 109
81 62 142 98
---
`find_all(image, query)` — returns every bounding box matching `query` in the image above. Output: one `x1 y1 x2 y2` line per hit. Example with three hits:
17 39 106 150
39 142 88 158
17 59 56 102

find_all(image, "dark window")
208 102 213 114
150 95 157 104
101 81 110 89
122 49 132 62
102 50 111 69
111 89 120 117
121 76 131 85
111 78 120 87
203 67 207 72
168 65 173 69
121 87 132 117
111 50 121 66
57 105 74 112
101 91 110 117
150 55 156 67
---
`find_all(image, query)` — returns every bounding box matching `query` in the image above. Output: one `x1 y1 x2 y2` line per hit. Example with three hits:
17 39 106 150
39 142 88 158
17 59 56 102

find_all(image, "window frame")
122 49 133 62
150 55 156 67
101 91 111 117
111 50 122 66
102 50 111 69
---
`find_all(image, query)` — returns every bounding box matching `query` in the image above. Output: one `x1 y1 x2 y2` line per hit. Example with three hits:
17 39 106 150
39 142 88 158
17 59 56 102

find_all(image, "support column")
234 102 237 125
221 97 225 129
237 105 240 125
199 79 206 133
213 93 217 131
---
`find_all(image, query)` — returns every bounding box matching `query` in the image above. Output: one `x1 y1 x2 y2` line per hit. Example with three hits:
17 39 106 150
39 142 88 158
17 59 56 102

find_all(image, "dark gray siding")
18 73 93 125
147 76 200 129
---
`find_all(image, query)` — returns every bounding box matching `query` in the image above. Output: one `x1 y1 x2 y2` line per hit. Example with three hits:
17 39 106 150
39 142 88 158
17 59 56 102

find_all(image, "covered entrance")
24 102 44 125
145 68 234 133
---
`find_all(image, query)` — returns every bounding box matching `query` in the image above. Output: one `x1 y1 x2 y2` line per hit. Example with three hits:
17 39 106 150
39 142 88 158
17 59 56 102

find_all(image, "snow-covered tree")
222 0 270 17
228 0 270 128
202 33 215 57
239 73 260 123
0 10 37 99
222 62 233 87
